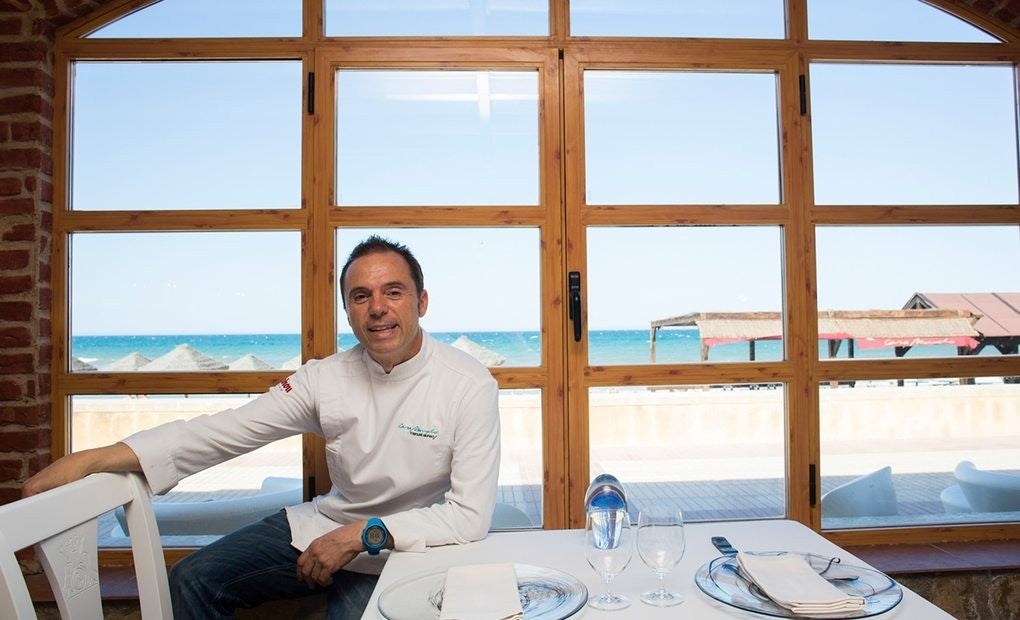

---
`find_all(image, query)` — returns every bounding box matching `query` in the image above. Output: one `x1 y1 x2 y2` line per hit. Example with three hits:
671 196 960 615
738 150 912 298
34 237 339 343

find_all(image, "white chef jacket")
122 332 501 574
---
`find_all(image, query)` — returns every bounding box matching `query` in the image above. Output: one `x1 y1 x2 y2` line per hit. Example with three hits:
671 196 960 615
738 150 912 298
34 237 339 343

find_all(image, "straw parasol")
451 335 506 367
71 357 97 372
281 355 303 370
228 353 274 371
143 343 228 371
102 352 151 372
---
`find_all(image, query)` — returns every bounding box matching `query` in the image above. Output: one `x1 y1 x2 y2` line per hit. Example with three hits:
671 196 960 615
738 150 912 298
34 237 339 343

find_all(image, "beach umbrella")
281 355 302 370
102 352 151 372
451 335 506 367
228 353 274 371
144 343 228 371
71 357 97 372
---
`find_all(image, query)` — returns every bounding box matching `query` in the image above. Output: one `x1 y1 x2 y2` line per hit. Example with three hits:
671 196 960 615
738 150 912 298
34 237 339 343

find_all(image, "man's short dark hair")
339 235 425 309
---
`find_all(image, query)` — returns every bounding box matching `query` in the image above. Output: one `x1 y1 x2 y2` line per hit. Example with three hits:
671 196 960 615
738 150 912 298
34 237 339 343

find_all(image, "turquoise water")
71 329 957 370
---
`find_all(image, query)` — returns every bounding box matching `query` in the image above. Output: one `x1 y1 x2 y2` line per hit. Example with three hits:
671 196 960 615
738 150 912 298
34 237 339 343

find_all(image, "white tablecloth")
362 519 953 619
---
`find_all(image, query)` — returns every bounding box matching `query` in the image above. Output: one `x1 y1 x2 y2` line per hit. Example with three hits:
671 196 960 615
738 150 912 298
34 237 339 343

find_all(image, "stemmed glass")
584 507 634 611
636 504 686 606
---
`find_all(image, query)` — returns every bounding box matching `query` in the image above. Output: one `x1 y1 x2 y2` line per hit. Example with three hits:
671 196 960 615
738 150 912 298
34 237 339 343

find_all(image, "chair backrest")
0 472 171 619
954 460 1020 512
821 466 898 518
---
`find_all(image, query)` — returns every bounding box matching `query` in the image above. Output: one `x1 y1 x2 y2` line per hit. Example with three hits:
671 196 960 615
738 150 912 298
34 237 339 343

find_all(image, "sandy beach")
71 382 1019 494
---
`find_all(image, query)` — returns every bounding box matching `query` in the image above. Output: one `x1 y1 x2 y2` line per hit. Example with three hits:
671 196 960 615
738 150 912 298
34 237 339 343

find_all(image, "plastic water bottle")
585 474 628 549
584 473 628 513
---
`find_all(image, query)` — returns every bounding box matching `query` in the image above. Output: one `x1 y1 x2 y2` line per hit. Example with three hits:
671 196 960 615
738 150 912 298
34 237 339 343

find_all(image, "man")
24 235 502 619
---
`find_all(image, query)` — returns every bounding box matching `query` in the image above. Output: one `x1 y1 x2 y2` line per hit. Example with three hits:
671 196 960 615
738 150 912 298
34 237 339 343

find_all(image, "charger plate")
694 551 902 619
377 563 587 620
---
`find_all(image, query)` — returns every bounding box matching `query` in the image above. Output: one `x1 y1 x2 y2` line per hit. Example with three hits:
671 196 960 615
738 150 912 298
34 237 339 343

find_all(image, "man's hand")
22 443 141 498
296 521 366 587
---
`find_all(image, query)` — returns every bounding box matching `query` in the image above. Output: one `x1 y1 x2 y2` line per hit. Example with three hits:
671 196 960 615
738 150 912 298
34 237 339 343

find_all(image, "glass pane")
87 0 302 38
590 384 787 521
497 388 543 529
570 0 785 39
72 394 303 547
72 61 301 211
335 228 541 366
587 227 784 365
70 232 301 372
820 377 1020 529
325 0 548 36
584 71 780 205
811 63 1018 206
336 70 539 206
816 226 1020 360
808 0 999 43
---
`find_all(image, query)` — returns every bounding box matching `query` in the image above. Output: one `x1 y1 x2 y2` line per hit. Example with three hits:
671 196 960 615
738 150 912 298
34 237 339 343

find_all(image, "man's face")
343 250 428 372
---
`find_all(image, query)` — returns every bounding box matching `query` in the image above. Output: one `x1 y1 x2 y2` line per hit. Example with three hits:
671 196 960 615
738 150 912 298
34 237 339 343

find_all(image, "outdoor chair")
940 460 1020 513
491 502 533 529
0 472 171 619
116 476 303 537
821 465 898 518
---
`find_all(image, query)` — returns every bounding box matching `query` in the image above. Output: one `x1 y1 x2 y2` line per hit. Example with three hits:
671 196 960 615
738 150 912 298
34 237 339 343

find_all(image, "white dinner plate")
377 563 588 620
694 551 903 619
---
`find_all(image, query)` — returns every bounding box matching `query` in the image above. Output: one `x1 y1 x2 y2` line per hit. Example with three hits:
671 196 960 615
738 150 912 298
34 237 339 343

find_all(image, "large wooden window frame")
51 0 1020 564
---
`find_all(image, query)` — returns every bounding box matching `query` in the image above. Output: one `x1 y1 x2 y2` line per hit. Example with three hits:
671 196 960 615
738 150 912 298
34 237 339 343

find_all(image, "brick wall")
0 0 101 505
0 1 1018 506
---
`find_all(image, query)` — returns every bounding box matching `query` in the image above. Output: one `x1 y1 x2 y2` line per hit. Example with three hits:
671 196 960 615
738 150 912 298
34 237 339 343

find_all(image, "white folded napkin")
736 552 867 616
439 563 524 620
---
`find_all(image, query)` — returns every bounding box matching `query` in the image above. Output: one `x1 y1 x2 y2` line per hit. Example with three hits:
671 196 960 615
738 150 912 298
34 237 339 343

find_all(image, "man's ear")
417 289 429 317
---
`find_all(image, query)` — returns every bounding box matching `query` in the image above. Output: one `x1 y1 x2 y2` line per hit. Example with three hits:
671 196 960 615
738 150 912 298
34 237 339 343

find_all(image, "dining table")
361 518 954 619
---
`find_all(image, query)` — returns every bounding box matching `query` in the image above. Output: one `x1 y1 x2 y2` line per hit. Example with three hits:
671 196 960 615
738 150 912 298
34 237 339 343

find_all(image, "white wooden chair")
821 465 898 518
0 472 171 619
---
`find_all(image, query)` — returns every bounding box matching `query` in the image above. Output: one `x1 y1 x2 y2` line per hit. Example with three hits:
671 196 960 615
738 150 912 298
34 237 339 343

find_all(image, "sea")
71 329 960 371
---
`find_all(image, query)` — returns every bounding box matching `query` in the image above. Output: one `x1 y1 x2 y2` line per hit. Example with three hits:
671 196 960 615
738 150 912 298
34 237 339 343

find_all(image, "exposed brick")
38 284 50 311
0 93 51 117
11 122 50 146
0 17 24 36
0 121 8 141
0 428 49 452
0 380 24 401
0 177 22 196
0 326 31 348
0 67 51 90
0 353 34 374
2 224 35 242
0 197 35 216
0 1 33 12
0 487 24 507
0 41 48 64
0 403 45 425
0 148 44 172
0 458 24 480
0 275 32 294
0 301 31 322
0 249 31 270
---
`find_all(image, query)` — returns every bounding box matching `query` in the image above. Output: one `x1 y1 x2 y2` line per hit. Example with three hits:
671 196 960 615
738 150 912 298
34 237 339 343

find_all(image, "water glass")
636 504 686 606
584 508 634 611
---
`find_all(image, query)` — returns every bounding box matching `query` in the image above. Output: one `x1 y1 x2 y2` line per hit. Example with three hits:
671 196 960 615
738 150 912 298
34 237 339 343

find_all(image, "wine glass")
636 504 686 606
584 507 634 611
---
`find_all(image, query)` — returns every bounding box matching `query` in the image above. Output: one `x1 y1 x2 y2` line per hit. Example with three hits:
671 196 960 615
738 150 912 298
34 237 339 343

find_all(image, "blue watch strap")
361 517 388 555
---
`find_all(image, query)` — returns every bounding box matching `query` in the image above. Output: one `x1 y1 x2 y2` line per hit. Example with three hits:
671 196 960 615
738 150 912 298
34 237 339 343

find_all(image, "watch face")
365 526 386 546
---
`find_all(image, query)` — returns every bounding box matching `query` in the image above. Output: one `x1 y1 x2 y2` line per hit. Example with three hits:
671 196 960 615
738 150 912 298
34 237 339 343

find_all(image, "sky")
69 0 1019 335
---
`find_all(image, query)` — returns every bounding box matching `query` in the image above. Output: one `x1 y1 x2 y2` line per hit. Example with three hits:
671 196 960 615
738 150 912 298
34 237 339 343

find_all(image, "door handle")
569 271 582 342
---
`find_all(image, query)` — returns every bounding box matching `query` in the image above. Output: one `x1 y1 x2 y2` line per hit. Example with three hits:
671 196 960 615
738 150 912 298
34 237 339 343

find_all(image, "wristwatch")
361 517 389 555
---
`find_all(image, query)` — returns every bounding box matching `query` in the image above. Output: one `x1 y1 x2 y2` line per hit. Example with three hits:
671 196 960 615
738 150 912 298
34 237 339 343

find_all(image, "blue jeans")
169 510 379 620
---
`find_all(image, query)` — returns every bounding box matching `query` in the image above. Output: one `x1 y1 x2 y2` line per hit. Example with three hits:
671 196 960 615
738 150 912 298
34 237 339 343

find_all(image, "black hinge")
799 74 807 116
809 463 817 506
307 72 315 115
558 48 564 61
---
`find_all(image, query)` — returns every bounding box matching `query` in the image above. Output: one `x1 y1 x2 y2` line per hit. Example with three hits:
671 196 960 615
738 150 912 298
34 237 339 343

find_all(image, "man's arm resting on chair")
22 442 141 497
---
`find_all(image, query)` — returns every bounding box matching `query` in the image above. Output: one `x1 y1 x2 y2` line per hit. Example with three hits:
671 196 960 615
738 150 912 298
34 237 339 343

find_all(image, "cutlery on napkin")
440 563 524 620
736 552 867 616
